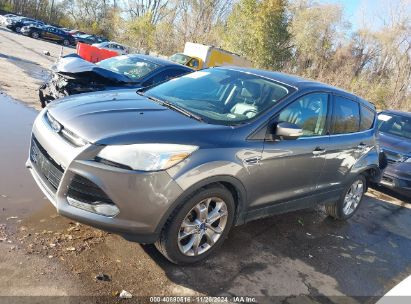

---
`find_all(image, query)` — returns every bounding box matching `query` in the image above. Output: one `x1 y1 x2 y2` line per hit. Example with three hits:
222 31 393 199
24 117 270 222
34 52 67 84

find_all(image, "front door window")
278 93 329 136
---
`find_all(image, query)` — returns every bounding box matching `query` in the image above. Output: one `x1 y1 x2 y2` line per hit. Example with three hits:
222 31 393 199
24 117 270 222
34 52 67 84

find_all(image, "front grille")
387 158 397 165
67 175 113 205
30 137 64 191
44 111 86 147
382 176 394 183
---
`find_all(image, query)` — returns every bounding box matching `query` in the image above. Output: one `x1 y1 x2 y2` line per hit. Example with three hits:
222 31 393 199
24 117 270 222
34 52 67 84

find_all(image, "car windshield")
97 56 160 80
143 68 291 125
378 113 411 140
169 53 191 65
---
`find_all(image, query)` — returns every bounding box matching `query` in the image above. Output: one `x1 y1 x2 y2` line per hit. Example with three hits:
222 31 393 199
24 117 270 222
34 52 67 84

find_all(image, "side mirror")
275 122 303 140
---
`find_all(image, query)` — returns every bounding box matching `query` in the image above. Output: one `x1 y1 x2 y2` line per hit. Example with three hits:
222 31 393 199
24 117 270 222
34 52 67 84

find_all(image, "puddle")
0 93 46 223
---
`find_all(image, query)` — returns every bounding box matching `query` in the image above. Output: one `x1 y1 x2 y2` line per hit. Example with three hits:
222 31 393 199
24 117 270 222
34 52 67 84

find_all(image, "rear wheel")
15 26 21 33
325 175 366 220
63 39 70 46
155 185 235 264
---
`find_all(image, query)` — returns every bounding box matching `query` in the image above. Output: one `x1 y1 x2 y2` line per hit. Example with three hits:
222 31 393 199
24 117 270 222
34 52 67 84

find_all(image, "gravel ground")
0 27 72 110
1 26 411 303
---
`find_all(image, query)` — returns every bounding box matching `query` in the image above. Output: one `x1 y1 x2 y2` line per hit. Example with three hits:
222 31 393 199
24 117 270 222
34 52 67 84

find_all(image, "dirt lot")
0 27 72 110
1 26 411 303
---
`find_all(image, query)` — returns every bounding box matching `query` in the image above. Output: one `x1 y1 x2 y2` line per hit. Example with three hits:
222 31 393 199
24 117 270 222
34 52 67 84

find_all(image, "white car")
92 42 128 55
0 14 17 26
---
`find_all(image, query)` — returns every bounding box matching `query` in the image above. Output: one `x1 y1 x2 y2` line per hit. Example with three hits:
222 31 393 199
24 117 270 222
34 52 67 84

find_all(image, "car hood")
54 55 131 83
47 89 229 145
379 132 411 155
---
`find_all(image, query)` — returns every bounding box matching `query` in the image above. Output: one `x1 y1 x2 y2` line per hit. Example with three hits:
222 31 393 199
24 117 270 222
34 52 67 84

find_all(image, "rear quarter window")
360 105 375 131
332 96 360 134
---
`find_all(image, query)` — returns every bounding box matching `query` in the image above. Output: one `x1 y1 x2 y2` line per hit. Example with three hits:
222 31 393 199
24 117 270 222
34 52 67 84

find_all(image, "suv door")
317 95 375 192
251 92 331 210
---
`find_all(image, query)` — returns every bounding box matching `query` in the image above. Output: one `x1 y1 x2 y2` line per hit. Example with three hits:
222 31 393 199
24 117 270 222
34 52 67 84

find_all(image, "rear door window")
360 105 375 131
332 96 360 134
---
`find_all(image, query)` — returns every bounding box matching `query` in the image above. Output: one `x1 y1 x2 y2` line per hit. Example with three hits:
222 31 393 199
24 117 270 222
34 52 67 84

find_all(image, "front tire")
155 184 235 264
325 175 366 220
31 31 39 39
63 39 70 46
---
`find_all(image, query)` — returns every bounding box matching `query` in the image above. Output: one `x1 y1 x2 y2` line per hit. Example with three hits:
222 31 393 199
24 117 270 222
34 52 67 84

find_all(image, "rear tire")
63 39 70 46
325 175 367 220
15 26 21 33
155 184 235 265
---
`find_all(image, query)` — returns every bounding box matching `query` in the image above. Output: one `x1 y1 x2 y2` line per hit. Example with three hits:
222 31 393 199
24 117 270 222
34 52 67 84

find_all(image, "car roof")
217 66 374 108
380 110 411 118
126 54 192 69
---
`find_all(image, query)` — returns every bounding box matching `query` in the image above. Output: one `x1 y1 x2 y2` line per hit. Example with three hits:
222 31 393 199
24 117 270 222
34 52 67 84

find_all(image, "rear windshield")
97 56 160 80
378 113 411 139
169 53 191 65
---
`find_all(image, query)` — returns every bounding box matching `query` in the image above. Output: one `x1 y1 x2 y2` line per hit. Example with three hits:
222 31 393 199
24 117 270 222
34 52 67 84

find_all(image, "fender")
350 147 382 183
154 175 248 234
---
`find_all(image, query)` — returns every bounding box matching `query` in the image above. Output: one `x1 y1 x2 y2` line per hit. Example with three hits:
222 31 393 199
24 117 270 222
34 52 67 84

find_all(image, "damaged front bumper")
38 73 108 108
379 162 411 197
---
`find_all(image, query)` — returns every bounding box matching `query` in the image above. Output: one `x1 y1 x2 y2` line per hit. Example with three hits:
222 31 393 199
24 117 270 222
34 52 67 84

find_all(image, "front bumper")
26 110 184 243
379 163 411 197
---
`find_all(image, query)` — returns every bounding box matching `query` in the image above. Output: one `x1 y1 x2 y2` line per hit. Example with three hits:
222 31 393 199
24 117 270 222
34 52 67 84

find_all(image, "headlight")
97 144 198 171
399 155 411 163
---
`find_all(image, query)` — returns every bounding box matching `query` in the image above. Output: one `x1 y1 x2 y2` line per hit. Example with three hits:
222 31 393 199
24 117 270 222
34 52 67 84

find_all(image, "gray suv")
27 67 381 264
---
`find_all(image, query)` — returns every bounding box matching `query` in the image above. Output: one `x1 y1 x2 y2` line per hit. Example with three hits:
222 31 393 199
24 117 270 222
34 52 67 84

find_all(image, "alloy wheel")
177 197 228 256
342 179 364 215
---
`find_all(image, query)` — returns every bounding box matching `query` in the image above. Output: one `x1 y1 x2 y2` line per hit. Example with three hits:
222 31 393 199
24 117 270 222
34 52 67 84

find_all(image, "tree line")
1 0 410 110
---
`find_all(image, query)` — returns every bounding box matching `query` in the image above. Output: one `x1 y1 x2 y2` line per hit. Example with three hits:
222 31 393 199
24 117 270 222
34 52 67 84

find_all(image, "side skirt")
243 189 343 224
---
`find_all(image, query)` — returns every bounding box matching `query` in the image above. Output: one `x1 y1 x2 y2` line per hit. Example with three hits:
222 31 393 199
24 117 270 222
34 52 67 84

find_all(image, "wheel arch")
359 165 381 187
154 175 248 235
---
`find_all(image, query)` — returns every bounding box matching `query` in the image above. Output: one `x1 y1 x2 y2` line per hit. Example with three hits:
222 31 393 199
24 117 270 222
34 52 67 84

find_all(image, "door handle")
312 147 326 155
244 156 261 164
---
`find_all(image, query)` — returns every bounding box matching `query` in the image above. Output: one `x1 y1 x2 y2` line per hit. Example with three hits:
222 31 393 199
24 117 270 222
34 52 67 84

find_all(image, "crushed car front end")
38 56 140 108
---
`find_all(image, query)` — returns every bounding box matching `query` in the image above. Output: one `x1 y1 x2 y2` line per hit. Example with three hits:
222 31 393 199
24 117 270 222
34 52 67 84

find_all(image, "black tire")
31 31 39 39
155 184 235 265
325 174 367 220
15 27 21 33
63 39 70 46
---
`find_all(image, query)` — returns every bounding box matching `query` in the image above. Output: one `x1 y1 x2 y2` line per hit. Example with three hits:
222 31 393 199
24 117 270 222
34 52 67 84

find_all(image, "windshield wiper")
137 91 204 122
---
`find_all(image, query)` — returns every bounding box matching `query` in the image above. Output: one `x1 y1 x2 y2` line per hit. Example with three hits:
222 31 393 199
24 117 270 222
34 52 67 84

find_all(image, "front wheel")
63 39 70 46
31 31 39 39
155 184 235 264
325 175 366 220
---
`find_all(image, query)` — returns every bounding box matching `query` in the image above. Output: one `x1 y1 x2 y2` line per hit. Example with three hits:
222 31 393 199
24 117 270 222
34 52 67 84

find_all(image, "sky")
318 0 411 31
